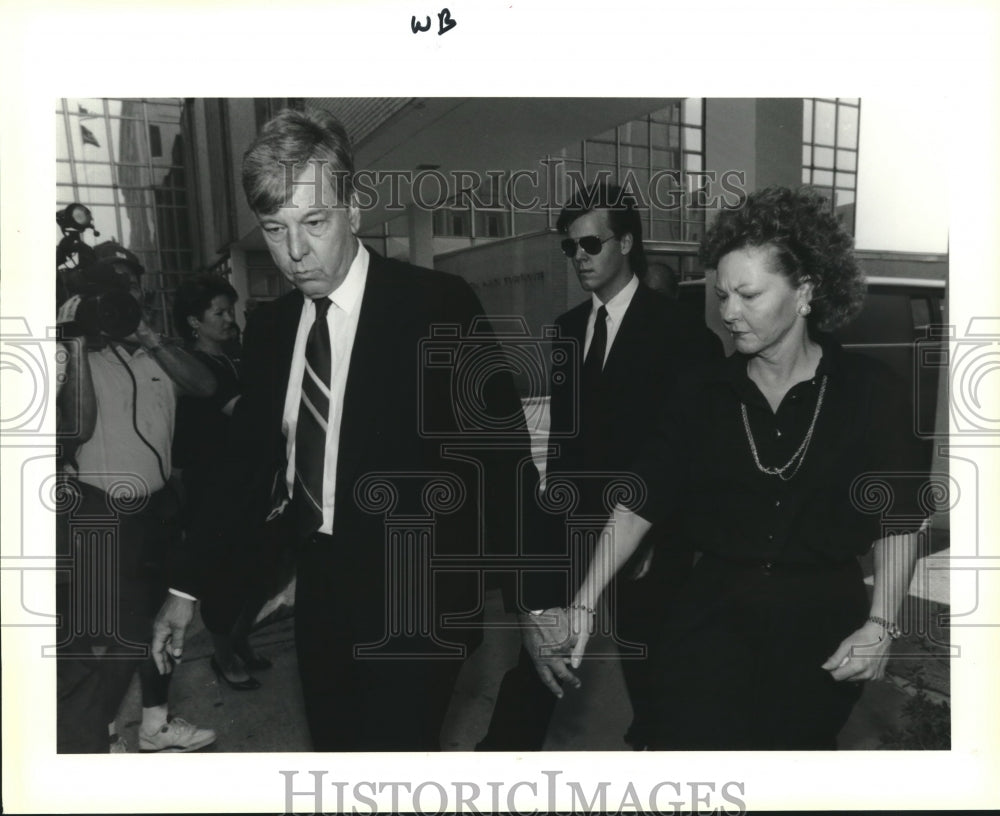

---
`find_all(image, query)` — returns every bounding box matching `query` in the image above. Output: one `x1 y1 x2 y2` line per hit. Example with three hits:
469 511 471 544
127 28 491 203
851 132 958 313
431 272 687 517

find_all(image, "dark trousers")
650 553 868 751
478 538 691 751
181 468 289 637
294 535 467 752
55 480 175 753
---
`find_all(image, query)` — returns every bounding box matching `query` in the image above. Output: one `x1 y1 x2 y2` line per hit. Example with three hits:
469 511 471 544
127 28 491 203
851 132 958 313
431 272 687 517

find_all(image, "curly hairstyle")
172 274 238 343
698 186 865 332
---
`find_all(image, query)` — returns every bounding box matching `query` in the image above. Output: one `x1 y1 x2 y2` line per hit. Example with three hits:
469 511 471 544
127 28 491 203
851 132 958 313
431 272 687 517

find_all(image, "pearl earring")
798 303 812 317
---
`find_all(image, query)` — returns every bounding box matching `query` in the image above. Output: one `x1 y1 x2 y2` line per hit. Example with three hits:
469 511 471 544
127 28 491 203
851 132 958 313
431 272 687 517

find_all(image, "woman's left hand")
568 605 596 669
822 620 894 682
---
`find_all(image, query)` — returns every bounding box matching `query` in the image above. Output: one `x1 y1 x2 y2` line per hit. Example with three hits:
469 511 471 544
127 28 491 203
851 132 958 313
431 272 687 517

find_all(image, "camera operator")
56 244 218 753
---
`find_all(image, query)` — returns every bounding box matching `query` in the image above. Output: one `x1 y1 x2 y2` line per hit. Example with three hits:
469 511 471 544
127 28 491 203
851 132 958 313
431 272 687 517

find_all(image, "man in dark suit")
478 183 722 750
153 108 533 751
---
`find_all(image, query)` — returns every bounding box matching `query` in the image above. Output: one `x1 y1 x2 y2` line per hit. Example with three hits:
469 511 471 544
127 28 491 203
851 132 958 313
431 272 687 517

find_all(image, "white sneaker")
138 716 216 753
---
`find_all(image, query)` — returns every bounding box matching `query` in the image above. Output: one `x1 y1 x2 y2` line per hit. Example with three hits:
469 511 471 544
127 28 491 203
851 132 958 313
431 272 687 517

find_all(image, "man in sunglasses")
478 182 722 750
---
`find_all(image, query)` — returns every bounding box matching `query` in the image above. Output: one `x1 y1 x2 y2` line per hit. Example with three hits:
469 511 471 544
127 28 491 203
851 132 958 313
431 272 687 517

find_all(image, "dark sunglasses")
561 234 616 258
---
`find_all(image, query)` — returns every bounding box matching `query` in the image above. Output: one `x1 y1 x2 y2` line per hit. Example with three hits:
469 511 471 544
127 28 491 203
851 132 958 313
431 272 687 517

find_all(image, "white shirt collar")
591 273 639 325
322 240 368 315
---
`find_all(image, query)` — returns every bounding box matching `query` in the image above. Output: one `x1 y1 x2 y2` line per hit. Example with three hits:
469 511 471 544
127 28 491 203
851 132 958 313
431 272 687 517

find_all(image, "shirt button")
776 428 782 437
775 499 781 508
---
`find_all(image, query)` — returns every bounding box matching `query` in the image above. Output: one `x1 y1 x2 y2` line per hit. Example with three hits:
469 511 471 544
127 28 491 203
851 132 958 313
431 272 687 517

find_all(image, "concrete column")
754 98 804 190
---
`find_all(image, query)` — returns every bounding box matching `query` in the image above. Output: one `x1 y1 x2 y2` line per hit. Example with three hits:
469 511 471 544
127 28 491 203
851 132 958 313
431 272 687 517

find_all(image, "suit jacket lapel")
336 252 398 490
602 284 652 379
274 291 304 404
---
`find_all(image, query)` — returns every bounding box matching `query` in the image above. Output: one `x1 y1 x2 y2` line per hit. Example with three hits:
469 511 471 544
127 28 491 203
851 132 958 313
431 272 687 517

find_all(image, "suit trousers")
294 534 465 752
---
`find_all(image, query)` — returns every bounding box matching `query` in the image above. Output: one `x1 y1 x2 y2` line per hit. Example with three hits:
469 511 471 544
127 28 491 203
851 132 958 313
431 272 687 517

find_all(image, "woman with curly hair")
562 186 928 749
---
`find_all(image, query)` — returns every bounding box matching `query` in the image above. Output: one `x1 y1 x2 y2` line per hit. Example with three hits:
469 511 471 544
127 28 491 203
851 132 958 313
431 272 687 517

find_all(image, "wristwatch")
868 615 902 639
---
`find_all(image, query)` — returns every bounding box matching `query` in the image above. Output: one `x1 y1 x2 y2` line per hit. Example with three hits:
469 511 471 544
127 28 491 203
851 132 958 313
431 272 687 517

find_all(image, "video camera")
57 203 144 339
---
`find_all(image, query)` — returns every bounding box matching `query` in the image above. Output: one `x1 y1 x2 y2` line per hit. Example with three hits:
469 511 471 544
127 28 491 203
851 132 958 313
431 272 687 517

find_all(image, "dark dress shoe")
211 656 261 691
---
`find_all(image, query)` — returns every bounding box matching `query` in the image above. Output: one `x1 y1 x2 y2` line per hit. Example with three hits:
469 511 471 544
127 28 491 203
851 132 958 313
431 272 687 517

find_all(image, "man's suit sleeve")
444 275 543 563
166 304 282 598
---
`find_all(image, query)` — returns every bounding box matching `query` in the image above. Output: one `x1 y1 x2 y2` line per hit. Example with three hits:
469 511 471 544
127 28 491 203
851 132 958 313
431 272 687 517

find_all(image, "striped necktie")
295 297 332 536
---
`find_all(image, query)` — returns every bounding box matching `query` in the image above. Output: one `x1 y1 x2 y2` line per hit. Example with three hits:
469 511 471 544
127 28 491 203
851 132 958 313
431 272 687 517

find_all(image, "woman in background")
173 275 272 690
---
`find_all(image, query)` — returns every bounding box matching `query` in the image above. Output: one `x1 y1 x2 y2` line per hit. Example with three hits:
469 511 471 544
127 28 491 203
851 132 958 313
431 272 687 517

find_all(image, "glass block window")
803 98 860 234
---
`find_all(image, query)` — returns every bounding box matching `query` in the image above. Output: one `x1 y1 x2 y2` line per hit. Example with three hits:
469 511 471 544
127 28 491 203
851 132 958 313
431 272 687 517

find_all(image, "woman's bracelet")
567 602 596 616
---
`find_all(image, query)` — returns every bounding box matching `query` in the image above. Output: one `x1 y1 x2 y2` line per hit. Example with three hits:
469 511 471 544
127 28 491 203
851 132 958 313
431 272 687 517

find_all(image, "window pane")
619 145 648 167
836 149 857 171
78 186 117 205
684 153 703 172
87 205 120 239
802 145 812 165
618 121 648 147
651 124 680 150
652 148 681 172
812 169 834 186
117 164 152 188
838 105 859 149
650 219 681 241
683 98 702 126
120 207 157 249
584 163 616 186
650 104 681 125
68 98 106 118
813 101 836 146
56 117 70 160
835 171 856 190
71 117 111 161
57 162 73 184
813 146 834 168
56 184 76 205
802 168 811 184
586 141 615 164
835 189 855 207
74 163 115 185
803 99 813 140
683 219 705 243
682 126 701 151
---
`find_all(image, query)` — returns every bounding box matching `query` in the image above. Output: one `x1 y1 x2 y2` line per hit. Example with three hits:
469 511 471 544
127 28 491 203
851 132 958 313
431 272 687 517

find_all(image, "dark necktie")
295 297 332 536
580 305 608 502
583 305 608 386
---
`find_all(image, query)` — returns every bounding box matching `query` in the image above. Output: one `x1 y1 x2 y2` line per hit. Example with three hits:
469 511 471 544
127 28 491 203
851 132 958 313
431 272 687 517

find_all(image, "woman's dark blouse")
633 335 929 563
173 350 241 471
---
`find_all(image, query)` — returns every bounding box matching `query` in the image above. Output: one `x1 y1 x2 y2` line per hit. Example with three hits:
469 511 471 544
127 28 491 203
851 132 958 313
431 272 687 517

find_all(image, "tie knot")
596 305 608 322
313 297 332 319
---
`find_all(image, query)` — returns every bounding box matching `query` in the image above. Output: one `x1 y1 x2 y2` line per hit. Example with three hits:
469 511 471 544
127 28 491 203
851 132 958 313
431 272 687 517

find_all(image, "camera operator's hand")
129 316 160 349
123 317 217 398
